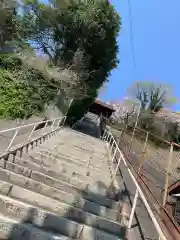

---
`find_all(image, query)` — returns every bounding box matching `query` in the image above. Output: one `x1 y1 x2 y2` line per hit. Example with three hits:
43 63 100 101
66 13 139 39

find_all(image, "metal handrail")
0 116 66 153
102 128 167 240
0 118 64 134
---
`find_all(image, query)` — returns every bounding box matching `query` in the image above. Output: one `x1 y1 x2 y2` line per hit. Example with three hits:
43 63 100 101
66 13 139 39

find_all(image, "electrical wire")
127 0 137 76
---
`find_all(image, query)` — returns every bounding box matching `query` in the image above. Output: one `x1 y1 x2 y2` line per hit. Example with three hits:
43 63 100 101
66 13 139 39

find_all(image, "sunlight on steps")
0 127 127 240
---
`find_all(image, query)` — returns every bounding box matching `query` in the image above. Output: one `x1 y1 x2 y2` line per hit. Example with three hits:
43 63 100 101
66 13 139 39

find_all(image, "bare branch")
111 101 136 125
19 51 93 101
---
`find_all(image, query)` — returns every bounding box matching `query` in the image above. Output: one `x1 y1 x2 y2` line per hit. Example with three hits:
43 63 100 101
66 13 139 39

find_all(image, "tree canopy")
0 0 19 50
21 0 121 122
0 0 120 121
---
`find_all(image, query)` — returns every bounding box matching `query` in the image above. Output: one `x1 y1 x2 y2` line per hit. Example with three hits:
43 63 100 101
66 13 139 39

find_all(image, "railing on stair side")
0 116 66 155
102 128 167 240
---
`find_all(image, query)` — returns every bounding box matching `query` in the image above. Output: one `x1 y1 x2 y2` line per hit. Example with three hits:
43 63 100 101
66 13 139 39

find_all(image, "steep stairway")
0 127 127 240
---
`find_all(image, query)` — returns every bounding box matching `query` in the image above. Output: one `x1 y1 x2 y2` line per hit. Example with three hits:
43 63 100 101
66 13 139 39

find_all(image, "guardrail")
0 116 66 154
102 128 167 240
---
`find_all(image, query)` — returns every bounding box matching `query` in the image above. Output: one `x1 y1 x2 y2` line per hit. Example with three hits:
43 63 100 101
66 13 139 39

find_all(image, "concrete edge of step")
41 149 107 169
0 214 72 240
9 184 124 226
19 155 98 184
36 151 111 176
0 158 120 210
0 192 127 239
16 153 112 185
14 156 87 185
0 168 119 222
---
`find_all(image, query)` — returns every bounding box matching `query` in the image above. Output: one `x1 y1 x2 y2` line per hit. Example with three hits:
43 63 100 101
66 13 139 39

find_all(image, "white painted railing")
0 116 66 154
102 128 167 240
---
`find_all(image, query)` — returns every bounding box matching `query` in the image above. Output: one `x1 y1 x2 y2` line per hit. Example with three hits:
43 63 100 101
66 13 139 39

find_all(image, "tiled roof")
94 99 115 112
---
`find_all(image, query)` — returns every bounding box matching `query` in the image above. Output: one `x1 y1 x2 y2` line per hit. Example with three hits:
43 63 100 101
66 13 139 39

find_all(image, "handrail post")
107 133 111 143
105 132 109 142
111 144 118 163
62 116 67 127
162 143 173 207
111 154 122 183
109 137 114 153
128 189 139 229
42 121 48 133
114 155 122 175
57 118 61 128
51 119 56 129
6 129 19 152
102 129 107 140
128 132 149 229
27 123 37 142
104 132 107 141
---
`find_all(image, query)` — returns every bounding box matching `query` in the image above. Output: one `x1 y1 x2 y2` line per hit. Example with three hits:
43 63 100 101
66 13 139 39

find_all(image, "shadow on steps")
73 118 101 139
4 181 127 240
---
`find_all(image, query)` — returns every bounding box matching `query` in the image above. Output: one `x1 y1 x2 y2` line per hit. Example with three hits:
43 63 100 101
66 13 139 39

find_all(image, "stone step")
38 147 107 168
0 169 118 221
51 145 107 163
58 142 107 156
0 188 125 236
43 132 107 150
28 152 112 182
55 137 99 148
29 151 110 189
1 160 119 209
36 150 106 169
3 160 114 199
0 215 123 240
0 194 82 238
28 148 109 176
14 156 92 183
36 150 110 172
34 145 107 165
47 134 104 146
59 128 102 141
30 131 108 167
17 156 87 186
0 216 71 240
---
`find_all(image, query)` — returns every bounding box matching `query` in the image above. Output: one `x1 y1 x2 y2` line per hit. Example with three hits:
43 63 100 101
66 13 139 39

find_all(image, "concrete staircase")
0 127 127 240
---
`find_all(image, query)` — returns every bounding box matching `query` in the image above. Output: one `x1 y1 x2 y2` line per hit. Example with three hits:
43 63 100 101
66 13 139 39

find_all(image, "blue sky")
99 0 180 110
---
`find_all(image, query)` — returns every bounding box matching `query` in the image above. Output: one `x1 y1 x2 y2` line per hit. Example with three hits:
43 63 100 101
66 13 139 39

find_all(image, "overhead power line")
127 0 137 76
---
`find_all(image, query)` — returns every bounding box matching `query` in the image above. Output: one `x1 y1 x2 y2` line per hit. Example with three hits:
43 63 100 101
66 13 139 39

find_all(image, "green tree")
22 0 121 122
0 0 31 52
0 0 21 51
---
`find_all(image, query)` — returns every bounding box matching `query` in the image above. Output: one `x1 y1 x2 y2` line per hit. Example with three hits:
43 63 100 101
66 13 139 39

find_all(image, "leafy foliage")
0 69 41 119
22 0 121 122
0 0 26 52
0 0 120 121
0 53 22 70
0 54 58 119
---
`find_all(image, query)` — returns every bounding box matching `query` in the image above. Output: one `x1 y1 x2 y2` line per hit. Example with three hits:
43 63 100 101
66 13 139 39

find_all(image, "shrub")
0 68 57 119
